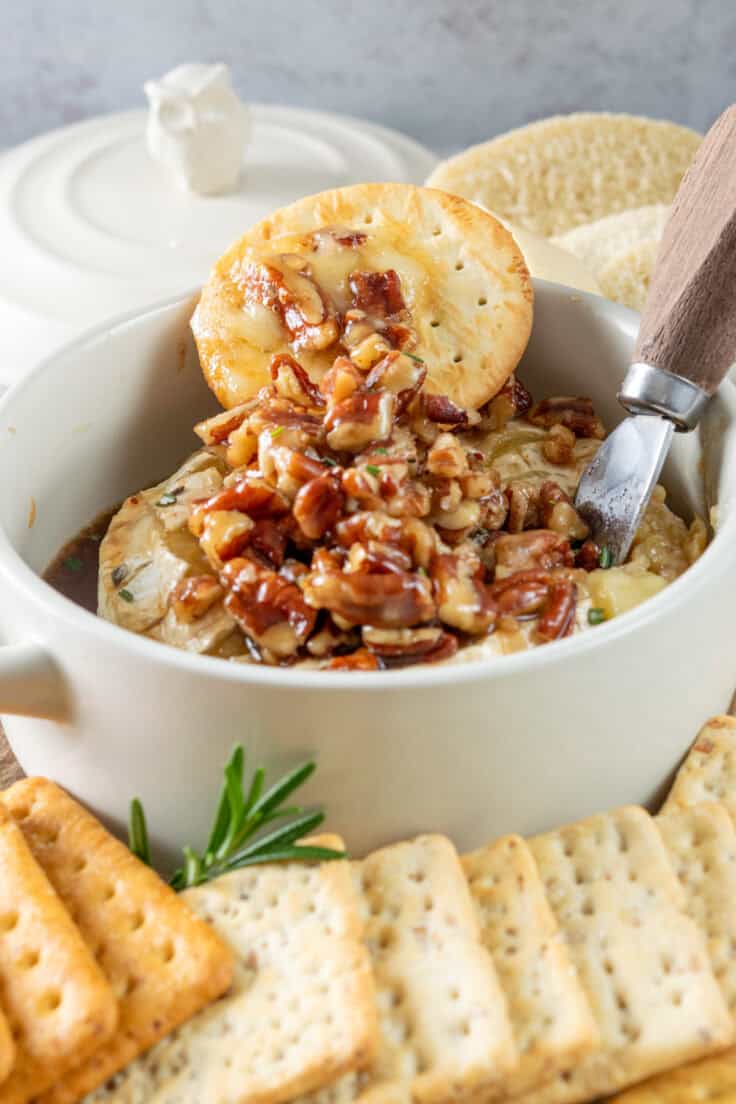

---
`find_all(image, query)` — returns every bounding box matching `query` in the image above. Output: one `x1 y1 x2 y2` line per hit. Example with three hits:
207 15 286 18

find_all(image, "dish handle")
0 642 69 720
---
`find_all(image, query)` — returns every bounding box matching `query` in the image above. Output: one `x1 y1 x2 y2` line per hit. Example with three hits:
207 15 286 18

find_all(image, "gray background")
1 0 734 153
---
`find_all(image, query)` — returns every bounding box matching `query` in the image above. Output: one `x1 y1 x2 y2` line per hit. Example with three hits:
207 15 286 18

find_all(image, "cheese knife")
575 104 736 562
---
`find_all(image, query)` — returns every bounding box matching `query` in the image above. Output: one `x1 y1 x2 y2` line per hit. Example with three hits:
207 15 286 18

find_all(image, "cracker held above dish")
83 184 705 670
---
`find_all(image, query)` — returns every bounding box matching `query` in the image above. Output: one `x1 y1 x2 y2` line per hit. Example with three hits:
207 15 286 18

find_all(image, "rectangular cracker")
516 806 732 1104
297 834 518 1104
84 835 378 1104
0 802 117 1104
2 778 235 1104
607 1048 736 1103
658 802 736 1015
661 716 736 816
462 835 598 1097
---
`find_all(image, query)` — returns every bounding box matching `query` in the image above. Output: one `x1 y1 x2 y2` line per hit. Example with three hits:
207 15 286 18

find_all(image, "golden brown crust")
3 778 234 1104
192 183 532 412
0 801 118 1104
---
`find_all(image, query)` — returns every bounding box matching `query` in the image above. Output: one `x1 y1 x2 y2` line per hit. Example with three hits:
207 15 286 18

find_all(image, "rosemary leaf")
221 844 346 871
128 799 152 867
250 762 316 818
206 746 243 856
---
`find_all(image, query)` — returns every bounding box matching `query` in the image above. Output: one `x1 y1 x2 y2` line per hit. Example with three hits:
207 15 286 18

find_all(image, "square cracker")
462 835 598 1097
85 835 378 1104
516 806 732 1104
2 778 234 1104
0 802 117 1104
661 716 736 817
657 802 736 1015
296 834 518 1104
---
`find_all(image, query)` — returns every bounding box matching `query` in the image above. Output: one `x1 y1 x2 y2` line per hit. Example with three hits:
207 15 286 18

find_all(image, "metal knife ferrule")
617 362 710 432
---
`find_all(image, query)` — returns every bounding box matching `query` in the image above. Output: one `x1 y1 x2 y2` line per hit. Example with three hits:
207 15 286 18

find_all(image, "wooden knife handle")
634 104 736 394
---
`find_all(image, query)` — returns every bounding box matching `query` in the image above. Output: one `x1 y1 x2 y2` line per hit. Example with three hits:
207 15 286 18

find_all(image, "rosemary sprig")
128 746 346 890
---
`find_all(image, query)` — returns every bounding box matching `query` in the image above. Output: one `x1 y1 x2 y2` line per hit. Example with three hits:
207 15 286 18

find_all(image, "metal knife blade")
574 414 674 564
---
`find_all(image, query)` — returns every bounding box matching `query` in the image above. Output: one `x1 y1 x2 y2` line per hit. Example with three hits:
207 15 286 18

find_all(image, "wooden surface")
635 104 736 393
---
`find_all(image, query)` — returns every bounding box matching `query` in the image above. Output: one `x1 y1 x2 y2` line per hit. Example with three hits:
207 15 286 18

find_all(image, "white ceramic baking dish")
1 281 735 857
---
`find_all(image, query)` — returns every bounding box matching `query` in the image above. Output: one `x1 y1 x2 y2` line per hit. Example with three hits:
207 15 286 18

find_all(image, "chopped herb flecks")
322 457 337 467
270 426 286 439
112 564 128 586
406 352 425 364
365 464 381 477
63 556 83 573
375 447 389 455
119 588 135 603
599 546 613 569
588 607 606 626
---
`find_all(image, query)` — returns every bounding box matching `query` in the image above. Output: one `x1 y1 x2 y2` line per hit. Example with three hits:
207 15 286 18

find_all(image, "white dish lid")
0 104 437 383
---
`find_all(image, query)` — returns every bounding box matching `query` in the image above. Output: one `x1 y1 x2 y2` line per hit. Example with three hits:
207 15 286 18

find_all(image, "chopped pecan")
362 625 450 663
349 270 406 317
303 564 435 628
479 488 509 531
270 353 324 407
424 393 469 427
494 529 574 577
365 351 426 411
293 470 346 540
426 433 470 479
306 616 359 657
506 481 540 532
243 258 339 353
575 539 601 572
320 357 364 404
222 558 316 658
194 401 256 446
538 481 589 541
310 226 367 249
248 519 290 568
458 470 492 499
537 577 577 641
247 397 324 449
542 423 577 465
485 375 533 430
328 648 383 671
431 551 495 634
347 540 414 575
324 390 396 452
193 476 291 525
488 569 550 618
336 511 437 569
197 510 254 566
171 575 223 622
527 396 605 439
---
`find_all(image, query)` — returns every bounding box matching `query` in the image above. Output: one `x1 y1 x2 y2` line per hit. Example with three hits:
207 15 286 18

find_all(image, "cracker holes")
364 214 374 225
73 857 87 874
430 320 440 328
458 1020 471 1037
391 986 405 1008
102 883 116 903
603 959 614 976
581 899 595 917
38 989 62 1015
454 261 465 271
432 227 442 237
423 895 434 912
160 941 175 964
615 992 628 1012
0 912 19 933
449 986 460 1002
452 354 463 364
477 296 488 306
129 910 145 933
378 928 393 951
124 977 139 997
408 870 426 884
671 990 684 1007
11 803 30 821
17 949 40 970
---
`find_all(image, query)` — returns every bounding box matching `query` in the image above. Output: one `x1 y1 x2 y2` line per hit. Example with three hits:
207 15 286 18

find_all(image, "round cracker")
552 204 670 276
426 113 700 237
192 183 533 411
